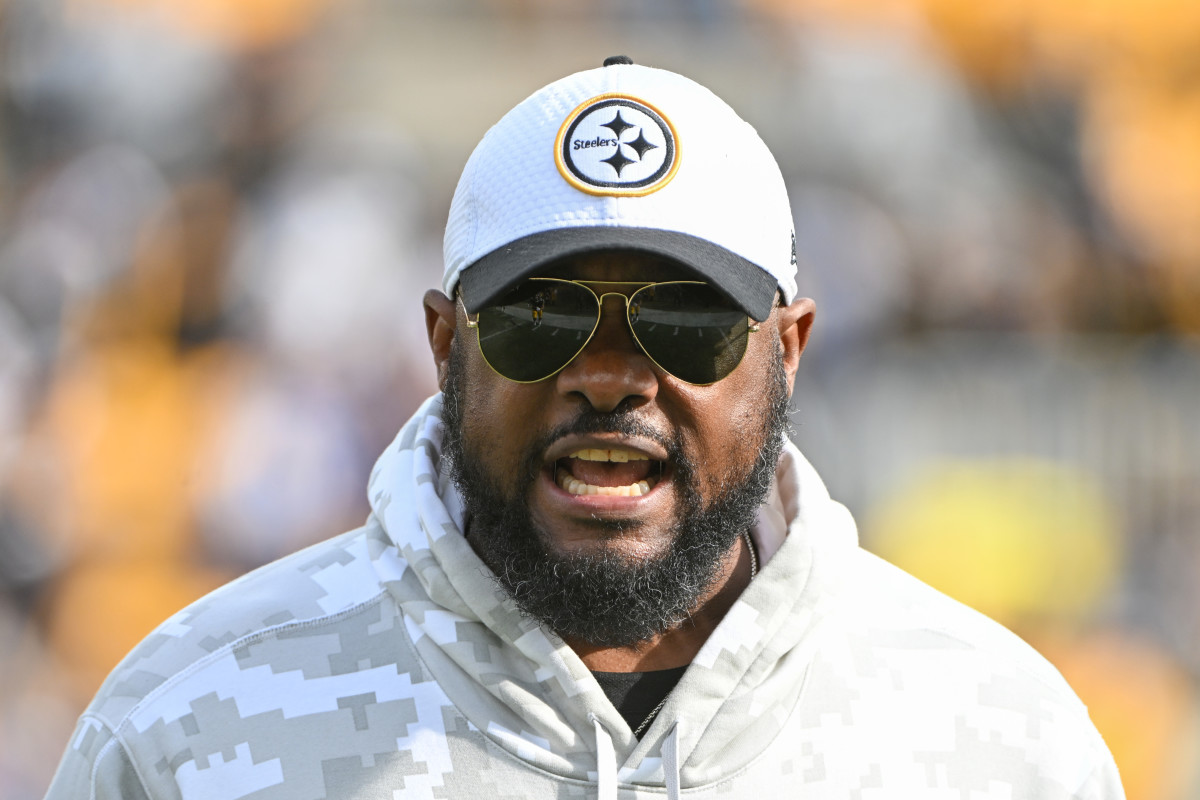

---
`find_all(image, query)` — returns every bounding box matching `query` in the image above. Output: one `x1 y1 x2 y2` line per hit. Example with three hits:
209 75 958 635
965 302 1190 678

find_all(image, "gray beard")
441 335 790 648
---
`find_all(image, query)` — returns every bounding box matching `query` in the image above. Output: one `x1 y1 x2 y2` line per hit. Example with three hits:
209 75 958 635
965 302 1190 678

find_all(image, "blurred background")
1 0 1197 797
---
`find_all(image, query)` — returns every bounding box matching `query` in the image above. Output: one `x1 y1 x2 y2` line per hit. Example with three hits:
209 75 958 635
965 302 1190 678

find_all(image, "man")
46 57 1123 799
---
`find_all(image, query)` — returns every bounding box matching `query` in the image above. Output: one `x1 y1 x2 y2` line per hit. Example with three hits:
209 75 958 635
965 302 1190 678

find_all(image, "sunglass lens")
629 283 750 384
475 281 598 382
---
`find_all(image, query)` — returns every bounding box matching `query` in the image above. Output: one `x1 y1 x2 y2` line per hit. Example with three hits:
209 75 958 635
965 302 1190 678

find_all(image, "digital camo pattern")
46 394 1125 799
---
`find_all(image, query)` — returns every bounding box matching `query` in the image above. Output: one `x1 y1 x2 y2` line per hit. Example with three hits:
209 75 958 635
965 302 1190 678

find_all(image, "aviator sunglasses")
462 278 761 385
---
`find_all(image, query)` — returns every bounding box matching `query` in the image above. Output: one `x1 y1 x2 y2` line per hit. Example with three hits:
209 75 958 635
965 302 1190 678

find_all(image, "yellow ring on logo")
554 93 681 197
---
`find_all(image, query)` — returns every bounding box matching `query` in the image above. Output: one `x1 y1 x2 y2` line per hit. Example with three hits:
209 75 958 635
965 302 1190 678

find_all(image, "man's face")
440 252 793 647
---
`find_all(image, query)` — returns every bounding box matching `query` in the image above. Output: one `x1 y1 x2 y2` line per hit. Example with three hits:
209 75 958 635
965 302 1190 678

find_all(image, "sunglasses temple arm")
456 295 480 328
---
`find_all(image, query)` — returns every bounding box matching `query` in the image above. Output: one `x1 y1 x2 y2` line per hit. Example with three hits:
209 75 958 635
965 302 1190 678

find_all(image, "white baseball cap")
443 55 797 322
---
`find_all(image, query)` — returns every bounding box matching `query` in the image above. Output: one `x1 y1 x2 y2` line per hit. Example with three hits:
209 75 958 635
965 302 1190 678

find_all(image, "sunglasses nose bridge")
592 290 642 345
593 289 633 305
556 290 645 375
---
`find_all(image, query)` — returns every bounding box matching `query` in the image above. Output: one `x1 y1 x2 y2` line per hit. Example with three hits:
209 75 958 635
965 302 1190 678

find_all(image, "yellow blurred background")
0 1 1197 797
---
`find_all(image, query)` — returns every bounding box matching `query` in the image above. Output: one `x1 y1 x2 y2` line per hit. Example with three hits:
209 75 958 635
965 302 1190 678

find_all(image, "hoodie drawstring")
591 714 618 800
662 723 682 800
590 715 682 800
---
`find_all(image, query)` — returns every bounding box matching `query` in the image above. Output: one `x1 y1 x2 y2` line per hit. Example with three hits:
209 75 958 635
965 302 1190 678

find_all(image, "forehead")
540 250 705 283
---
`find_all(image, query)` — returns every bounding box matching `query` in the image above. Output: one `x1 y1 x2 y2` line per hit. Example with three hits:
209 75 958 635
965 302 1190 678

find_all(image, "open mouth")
554 447 666 497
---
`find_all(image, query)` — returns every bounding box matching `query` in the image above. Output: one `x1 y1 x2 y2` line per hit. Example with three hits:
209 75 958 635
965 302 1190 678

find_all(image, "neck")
568 532 756 672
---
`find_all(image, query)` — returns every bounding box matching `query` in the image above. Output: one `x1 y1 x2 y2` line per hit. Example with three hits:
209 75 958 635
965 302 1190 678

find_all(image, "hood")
365 394 859 792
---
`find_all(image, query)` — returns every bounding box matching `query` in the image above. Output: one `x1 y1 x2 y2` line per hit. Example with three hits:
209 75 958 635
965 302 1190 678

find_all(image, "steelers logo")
555 95 679 196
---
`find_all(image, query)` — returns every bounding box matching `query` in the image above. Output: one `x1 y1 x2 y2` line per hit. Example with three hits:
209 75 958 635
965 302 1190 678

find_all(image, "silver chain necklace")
743 530 758 580
632 532 758 738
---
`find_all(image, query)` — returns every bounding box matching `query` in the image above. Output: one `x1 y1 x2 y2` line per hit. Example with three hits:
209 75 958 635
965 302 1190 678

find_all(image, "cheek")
704 394 766 460
455 343 548 486
688 338 782 484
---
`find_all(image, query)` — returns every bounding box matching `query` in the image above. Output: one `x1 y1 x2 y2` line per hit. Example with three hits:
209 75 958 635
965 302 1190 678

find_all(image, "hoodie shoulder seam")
83 715 152 800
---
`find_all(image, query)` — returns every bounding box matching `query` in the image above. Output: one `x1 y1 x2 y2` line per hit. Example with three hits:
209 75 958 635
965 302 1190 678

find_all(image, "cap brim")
457 228 778 321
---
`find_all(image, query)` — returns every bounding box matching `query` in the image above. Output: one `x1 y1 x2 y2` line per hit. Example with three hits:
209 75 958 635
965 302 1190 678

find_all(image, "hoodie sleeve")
44 715 155 800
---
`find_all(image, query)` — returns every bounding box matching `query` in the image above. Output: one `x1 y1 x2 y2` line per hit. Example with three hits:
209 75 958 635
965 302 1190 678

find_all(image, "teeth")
556 471 654 497
569 448 650 463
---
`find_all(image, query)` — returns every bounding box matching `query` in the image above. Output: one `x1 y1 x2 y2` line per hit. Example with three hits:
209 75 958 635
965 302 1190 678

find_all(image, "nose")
554 294 659 412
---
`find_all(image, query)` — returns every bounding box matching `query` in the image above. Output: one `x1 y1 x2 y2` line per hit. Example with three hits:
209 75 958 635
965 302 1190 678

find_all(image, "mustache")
520 409 680 477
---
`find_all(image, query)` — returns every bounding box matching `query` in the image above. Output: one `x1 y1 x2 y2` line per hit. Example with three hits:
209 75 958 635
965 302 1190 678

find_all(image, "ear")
776 296 815 396
424 289 458 391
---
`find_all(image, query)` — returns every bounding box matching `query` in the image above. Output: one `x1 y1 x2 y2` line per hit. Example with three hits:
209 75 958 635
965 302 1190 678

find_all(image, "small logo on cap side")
555 94 679 196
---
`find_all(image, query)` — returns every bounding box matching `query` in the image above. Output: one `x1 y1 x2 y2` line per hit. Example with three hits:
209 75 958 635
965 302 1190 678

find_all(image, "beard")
441 335 791 648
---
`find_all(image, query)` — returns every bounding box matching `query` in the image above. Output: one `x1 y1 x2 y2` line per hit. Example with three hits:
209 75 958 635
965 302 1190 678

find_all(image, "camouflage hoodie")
46 394 1124 799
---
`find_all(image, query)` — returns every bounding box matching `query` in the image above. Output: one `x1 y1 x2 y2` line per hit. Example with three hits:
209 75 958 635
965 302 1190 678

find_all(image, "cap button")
603 55 633 67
